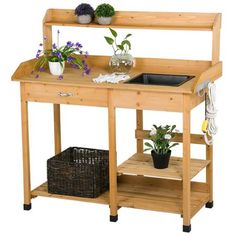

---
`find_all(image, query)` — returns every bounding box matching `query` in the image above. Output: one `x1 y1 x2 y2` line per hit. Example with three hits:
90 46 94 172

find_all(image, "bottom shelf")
31 176 209 217
117 175 209 216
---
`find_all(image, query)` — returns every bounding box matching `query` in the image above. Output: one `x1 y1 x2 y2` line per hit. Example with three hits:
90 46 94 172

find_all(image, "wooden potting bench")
12 9 222 232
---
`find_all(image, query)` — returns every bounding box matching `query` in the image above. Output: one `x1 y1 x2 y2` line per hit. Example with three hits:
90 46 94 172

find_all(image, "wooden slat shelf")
44 9 219 31
118 153 210 180
118 176 209 216
31 182 109 205
31 177 210 217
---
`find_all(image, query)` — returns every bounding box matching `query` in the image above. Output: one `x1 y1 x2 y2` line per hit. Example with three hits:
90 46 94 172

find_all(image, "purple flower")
31 70 34 75
39 43 43 46
85 51 89 58
72 64 79 69
67 56 74 63
58 75 63 80
75 42 82 48
56 52 62 58
37 49 41 53
36 53 40 59
39 67 44 72
52 43 57 49
35 74 39 79
66 41 74 47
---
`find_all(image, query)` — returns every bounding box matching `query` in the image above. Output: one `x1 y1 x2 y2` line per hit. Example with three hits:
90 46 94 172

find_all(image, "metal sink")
125 73 194 86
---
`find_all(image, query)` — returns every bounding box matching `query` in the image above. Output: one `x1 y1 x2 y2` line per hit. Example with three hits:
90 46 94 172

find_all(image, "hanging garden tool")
201 82 217 145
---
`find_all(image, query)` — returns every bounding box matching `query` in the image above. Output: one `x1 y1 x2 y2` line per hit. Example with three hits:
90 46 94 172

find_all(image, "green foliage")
144 125 179 155
104 28 132 55
95 3 115 17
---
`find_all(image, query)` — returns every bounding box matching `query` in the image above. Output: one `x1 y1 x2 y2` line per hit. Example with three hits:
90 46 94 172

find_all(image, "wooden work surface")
12 55 222 94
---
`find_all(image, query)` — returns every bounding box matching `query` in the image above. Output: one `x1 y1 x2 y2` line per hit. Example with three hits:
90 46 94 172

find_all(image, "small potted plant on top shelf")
95 3 115 25
32 30 90 80
75 3 94 24
144 125 179 169
104 28 134 74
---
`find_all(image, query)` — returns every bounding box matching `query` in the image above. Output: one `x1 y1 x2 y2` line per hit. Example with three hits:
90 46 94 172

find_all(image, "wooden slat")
135 130 205 144
117 176 209 215
31 182 109 204
117 153 210 180
44 9 217 31
112 90 183 112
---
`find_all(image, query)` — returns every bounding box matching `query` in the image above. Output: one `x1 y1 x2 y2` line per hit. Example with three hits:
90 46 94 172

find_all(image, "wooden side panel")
112 90 183 112
24 83 108 107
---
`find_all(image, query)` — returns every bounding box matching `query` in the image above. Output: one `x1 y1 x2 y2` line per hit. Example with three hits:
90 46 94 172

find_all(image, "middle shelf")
118 153 210 180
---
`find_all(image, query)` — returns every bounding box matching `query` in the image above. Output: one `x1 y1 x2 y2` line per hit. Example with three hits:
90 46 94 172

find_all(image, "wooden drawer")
112 90 183 112
23 83 108 107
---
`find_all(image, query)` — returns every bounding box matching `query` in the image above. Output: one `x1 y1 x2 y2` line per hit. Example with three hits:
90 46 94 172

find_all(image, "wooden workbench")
12 9 222 232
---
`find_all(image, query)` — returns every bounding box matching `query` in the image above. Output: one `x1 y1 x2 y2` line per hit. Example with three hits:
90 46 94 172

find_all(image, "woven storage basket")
47 147 109 198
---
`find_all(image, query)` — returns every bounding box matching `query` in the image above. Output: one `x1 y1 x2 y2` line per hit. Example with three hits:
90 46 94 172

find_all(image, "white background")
0 0 235 235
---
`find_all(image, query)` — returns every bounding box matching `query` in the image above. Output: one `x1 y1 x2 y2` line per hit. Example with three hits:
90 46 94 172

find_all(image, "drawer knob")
58 92 73 97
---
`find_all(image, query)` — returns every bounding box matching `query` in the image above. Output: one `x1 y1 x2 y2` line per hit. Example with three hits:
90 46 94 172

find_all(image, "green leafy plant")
104 28 132 55
95 3 115 17
144 125 179 155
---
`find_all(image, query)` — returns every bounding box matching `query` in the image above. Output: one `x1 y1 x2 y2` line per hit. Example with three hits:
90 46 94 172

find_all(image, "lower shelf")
31 176 209 217
31 182 109 205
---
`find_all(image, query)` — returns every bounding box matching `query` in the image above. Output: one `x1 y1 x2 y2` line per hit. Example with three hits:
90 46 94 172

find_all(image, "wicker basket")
47 147 109 198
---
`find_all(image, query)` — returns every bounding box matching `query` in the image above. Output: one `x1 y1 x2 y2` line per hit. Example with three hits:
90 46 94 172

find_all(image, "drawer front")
112 90 183 112
24 83 108 107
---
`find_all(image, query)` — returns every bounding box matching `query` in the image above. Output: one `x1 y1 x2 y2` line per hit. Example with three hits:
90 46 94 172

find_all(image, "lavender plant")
32 30 90 79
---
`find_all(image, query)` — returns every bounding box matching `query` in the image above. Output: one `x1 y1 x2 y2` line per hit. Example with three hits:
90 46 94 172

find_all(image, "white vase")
49 61 65 76
97 17 112 25
77 15 92 24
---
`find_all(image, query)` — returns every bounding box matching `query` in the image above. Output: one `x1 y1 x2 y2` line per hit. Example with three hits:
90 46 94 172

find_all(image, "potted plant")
104 28 134 74
32 30 90 79
144 125 179 169
95 3 115 25
75 3 94 24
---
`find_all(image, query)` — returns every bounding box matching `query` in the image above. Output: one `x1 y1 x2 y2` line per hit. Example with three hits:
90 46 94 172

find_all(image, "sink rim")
125 73 195 87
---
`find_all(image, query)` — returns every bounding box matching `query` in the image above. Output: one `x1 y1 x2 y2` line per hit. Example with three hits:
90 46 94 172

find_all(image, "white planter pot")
97 17 112 25
49 61 65 76
77 15 92 24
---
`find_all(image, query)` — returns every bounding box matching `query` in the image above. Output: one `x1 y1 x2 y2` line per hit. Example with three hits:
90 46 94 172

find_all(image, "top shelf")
44 9 220 31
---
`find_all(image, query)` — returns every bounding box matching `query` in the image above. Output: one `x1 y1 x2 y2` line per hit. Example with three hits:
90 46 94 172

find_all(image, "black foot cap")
205 201 214 208
23 203 32 211
183 225 191 233
110 215 118 222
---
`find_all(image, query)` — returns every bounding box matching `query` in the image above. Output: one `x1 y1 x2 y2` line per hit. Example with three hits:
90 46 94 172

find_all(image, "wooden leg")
108 90 118 221
182 95 191 232
53 104 61 154
136 110 143 153
21 84 31 210
206 145 213 208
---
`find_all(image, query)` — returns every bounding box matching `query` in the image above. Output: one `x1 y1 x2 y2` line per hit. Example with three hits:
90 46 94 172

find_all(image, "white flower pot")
49 61 65 76
77 15 92 24
97 17 112 25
